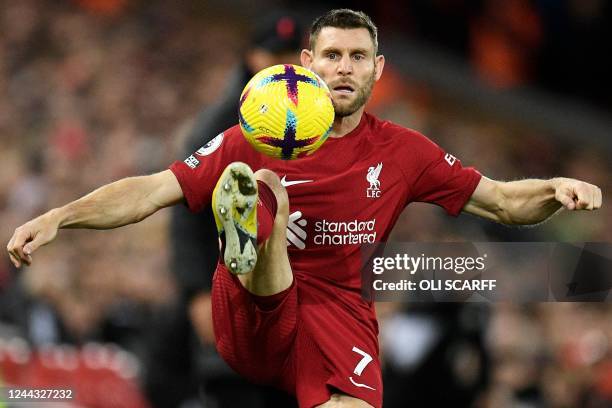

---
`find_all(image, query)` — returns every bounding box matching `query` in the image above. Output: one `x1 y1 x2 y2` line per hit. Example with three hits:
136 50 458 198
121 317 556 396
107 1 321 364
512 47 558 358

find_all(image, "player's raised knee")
254 168 283 193
254 169 288 212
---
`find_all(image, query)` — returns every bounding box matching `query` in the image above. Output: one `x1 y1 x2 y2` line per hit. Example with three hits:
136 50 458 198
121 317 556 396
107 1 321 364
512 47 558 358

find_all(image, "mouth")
332 84 355 95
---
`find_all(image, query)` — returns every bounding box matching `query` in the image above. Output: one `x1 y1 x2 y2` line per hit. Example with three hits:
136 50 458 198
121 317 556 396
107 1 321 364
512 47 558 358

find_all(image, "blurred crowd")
371 0 612 108
0 1 611 407
1 0 244 341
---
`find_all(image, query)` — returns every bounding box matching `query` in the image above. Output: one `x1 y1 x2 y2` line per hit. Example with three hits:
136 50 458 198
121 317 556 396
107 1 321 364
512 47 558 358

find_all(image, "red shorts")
212 265 382 408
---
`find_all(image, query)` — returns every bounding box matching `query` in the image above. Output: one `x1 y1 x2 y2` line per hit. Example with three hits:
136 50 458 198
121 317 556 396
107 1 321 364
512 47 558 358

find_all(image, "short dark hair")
309 9 378 53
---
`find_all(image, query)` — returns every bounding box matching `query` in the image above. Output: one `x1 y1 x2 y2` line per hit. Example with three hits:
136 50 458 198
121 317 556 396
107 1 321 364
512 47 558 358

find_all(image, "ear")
300 49 313 69
374 54 385 81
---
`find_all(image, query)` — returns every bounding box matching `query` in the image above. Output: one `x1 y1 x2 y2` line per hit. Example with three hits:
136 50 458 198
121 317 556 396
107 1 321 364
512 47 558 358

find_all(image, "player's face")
301 27 385 117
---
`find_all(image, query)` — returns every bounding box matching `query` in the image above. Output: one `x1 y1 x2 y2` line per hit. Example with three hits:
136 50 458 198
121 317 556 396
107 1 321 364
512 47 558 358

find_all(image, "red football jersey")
170 111 481 329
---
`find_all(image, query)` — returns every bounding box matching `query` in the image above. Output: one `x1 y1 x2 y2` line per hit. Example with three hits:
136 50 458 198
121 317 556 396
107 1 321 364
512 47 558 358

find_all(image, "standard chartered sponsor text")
314 219 377 245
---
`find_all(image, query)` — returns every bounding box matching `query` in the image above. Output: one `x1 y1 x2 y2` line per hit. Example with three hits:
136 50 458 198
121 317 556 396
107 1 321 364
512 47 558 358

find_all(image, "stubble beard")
333 70 376 118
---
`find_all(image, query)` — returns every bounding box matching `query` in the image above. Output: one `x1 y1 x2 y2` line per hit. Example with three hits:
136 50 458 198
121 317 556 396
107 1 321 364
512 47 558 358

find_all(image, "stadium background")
0 0 611 406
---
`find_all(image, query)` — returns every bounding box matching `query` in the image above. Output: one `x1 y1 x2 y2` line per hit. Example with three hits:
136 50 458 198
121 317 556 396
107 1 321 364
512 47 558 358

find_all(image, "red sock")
256 180 277 243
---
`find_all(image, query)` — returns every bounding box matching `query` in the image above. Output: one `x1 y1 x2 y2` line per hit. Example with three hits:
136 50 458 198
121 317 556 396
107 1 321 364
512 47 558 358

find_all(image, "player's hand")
7 211 60 268
553 178 602 211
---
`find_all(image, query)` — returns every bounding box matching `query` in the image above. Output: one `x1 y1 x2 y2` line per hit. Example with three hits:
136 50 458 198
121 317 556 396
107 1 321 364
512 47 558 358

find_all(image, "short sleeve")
169 125 259 213
402 131 481 216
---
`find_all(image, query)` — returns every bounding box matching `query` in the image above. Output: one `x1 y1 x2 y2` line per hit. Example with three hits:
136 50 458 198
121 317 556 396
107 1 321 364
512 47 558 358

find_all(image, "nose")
336 54 353 76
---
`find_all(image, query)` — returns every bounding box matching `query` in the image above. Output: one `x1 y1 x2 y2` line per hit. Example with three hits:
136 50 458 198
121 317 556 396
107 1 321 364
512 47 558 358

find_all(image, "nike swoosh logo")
349 377 376 391
280 176 313 187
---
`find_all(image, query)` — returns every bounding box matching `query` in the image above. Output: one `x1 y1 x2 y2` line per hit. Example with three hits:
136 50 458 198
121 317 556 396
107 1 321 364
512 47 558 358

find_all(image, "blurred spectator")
470 0 542 88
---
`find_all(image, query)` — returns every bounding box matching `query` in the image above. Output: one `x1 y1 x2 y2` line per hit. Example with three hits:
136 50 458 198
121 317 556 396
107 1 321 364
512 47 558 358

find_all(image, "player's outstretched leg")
212 162 258 275
212 162 292 294
238 167 292 296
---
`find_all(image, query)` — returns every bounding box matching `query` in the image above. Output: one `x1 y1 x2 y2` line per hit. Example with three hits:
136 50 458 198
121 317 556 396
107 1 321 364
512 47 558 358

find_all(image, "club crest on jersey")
366 163 383 198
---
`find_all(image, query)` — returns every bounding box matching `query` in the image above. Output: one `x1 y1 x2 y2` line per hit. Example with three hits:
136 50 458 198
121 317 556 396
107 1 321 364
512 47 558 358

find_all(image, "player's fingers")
586 185 595 211
10 227 35 265
7 232 17 255
574 184 590 210
594 186 602 209
6 236 18 268
15 238 30 262
8 251 21 269
7 229 25 265
556 190 575 210
6 237 15 262
23 231 46 256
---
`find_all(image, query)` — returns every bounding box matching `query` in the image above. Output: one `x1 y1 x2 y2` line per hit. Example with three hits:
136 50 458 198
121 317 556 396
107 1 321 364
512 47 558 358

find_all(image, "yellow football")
238 64 334 160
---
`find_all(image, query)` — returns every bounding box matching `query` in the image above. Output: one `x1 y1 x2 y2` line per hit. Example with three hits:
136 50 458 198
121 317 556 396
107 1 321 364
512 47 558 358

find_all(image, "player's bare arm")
463 176 602 225
7 170 184 268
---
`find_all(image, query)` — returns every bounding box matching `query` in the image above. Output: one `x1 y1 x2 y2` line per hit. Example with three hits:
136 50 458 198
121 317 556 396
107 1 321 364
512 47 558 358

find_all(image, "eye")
327 52 338 60
353 54 364 61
